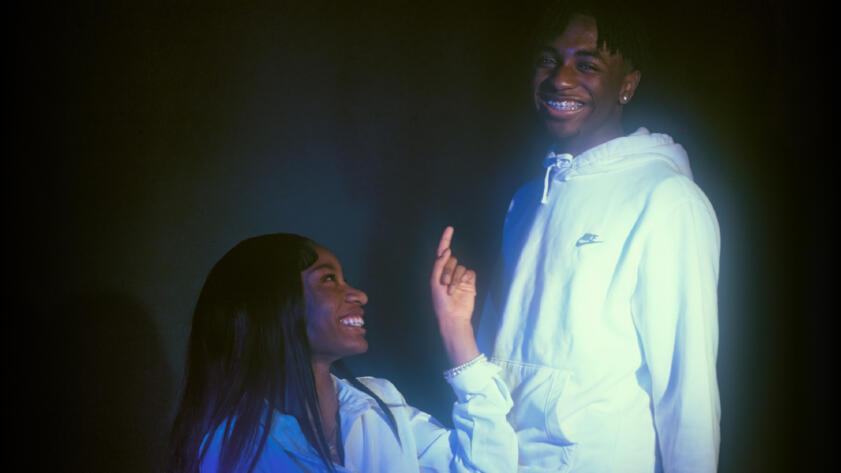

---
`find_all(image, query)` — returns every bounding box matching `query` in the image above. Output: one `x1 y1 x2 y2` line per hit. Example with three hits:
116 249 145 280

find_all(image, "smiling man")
477 6 721 473
532 15 640 157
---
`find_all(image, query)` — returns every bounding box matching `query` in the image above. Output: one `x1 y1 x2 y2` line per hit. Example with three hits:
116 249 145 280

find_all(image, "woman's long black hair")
166 233 395 473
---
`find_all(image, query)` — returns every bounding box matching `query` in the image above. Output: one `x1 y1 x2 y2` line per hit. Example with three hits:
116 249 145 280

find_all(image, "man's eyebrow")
574 49 605 60
536 46 606 61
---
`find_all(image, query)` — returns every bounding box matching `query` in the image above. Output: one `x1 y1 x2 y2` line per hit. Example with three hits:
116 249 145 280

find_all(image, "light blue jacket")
201 360 517 472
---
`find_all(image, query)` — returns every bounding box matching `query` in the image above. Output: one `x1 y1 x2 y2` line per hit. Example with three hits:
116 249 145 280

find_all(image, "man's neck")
556 127 624 157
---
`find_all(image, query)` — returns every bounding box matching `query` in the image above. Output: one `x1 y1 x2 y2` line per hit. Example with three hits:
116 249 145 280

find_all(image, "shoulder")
350 376 408 406
506 178 542 210
200 415 318 473
511 178 544 201
504 178 543 224
634 172 721 253
646 172 717 222
603 145 715 220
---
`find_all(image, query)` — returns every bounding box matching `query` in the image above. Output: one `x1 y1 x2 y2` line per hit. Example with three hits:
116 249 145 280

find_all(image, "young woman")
166 227 517 472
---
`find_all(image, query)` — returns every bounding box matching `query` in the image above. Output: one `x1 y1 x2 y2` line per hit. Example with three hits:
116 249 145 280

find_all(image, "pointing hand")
430 226 476 331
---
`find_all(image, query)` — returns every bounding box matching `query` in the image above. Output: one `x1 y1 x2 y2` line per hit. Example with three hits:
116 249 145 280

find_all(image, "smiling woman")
302 246 370 363
165 228 517 473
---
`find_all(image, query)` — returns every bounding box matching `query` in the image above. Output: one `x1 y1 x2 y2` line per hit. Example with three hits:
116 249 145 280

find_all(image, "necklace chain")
325 411 342 462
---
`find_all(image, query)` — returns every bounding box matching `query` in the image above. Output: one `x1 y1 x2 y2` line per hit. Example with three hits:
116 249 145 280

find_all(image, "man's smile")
538 93 587 117
546 99 584 111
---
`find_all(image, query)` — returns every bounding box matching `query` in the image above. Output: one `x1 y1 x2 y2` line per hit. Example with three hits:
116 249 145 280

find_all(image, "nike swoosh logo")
576 233 603 247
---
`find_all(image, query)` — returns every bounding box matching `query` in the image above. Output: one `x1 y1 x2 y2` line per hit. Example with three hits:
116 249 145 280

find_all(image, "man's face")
532 15 640 154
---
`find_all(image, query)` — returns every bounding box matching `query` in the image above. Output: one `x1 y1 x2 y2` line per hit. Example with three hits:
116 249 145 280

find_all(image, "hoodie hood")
545 127 693 180
540 128 692 204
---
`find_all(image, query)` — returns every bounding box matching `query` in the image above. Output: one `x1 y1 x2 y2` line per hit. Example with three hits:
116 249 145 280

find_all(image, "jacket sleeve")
409 360 518 473
631 195 721 473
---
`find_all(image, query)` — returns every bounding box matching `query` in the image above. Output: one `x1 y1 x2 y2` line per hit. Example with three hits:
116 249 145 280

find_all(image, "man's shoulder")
511 178 544 201
646 171 715 214
600 146 712 214
500 178 544 217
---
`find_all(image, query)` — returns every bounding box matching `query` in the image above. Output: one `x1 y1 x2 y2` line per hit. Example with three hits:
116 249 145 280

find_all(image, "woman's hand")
430 226 480 367
431 226 476 324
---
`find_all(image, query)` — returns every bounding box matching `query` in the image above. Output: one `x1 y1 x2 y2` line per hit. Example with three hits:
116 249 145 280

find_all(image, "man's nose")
549 62 577 89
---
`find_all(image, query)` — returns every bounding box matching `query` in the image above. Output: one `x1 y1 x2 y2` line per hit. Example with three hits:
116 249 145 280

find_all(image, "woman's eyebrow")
309 263 337 272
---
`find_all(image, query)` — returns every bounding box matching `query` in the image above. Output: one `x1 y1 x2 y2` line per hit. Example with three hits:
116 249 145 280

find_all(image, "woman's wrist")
443 353 487 380
439 321 479 367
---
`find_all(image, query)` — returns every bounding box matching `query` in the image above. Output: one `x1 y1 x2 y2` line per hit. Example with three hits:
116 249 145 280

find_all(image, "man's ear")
619 70 641 104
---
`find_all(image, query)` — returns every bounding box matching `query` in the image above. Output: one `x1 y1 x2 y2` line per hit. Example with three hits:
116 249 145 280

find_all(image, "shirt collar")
334 375 380 421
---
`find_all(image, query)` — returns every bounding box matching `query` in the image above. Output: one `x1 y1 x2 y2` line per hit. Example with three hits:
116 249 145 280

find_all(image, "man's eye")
322 274 337 282
536 56 557 67
578 63 598 72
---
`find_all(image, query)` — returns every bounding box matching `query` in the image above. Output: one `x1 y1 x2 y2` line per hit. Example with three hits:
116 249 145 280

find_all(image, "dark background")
7 1 831 471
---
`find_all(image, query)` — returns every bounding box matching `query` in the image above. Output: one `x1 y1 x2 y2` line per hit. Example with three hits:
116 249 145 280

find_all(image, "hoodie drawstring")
541 153 573 204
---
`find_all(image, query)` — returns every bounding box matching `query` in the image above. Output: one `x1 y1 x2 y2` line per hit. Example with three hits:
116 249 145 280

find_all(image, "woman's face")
301 245 369 363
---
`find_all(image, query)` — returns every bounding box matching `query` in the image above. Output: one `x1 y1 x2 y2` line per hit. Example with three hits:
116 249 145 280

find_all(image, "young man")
477 7 720 473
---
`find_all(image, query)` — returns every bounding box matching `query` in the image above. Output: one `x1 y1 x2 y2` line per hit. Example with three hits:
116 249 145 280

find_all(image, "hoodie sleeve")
631 181 721 473
405 360 518 473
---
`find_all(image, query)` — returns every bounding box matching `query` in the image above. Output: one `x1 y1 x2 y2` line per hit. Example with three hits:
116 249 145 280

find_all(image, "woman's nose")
345 286 368 305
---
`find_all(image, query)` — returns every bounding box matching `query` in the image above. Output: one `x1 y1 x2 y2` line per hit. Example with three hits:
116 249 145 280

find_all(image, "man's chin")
544 121 582 142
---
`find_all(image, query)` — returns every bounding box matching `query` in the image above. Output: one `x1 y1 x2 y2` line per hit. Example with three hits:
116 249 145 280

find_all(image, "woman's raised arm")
430 226 481 367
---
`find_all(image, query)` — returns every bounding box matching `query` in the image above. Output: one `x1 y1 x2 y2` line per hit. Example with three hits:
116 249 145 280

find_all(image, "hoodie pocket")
492 359 577 472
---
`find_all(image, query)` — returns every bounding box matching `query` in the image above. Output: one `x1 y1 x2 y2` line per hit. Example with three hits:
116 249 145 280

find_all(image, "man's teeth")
547 100 583 111
340 317 364 327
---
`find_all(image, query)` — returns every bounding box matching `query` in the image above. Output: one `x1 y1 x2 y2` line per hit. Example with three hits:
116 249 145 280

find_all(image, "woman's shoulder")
342 376 408 406
200 414 336 473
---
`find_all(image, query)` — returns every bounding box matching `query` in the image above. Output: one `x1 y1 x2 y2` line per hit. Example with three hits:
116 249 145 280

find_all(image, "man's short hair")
533 1 649 72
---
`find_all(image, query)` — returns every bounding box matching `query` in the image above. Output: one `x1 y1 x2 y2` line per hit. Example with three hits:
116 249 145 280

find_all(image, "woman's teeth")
547 100 583 111
340 316 364 327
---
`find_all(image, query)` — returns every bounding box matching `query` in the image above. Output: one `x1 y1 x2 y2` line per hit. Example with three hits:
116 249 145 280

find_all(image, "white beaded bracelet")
443 353 487 380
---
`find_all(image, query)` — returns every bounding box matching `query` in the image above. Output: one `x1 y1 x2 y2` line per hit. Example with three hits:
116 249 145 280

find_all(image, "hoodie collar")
543 127 693 181
540 128 693 204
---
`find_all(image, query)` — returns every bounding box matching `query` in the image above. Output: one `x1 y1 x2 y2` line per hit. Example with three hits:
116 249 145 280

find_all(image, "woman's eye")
578 63 598 72
536 56 556 67
323 274 337 282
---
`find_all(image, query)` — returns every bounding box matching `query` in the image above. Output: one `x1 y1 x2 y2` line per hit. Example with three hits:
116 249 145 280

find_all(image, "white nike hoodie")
478 128 720 473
